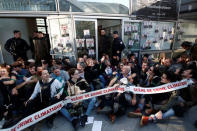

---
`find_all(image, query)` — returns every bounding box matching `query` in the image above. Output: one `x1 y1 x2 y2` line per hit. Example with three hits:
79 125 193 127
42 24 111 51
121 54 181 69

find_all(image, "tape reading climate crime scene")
1 79 194 131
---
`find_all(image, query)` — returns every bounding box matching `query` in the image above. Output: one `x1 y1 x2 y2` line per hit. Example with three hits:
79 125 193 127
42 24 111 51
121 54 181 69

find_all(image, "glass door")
74 19 98 59
47 15 76 62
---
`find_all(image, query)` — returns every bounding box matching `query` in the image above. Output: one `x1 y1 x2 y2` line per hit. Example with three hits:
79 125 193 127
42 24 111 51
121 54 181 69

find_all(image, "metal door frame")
74 18 98 59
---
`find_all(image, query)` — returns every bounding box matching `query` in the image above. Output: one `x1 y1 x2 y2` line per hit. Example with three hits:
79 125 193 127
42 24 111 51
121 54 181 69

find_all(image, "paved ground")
24 105 197 131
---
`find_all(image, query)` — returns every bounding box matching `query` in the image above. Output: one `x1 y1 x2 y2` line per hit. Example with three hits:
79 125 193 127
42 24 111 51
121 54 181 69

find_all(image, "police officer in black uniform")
4 30 30 61
112 31 125 60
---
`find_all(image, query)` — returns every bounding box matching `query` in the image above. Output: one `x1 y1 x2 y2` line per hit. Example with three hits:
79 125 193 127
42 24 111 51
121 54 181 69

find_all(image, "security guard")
4 30 30 61
112 31 125 60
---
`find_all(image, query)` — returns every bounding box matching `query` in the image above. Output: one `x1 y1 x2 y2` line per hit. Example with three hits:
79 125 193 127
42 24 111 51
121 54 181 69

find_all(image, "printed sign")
133 0 177 20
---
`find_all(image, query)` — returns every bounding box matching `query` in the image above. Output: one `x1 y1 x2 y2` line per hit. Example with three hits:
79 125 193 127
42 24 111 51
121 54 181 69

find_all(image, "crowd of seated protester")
0 44 197 130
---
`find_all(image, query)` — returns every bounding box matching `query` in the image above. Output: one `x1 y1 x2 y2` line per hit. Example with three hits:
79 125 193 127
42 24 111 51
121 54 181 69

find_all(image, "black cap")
113 31 118 34
13 30 20 34
143 54 149 58
181 41 192 47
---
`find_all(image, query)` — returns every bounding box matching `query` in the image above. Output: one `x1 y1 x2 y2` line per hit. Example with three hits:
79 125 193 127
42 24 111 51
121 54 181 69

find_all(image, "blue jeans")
99 75 106 88
60 107 77 122
162 108 175 119
90 83 94 91
83 97 96 116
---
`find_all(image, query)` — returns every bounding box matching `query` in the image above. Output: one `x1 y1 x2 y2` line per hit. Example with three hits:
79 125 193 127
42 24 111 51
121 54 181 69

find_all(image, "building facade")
0 0 196 64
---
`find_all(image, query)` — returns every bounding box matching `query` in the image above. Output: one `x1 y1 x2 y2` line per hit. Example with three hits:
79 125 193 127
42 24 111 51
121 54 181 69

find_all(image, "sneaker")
128 108 142 118
71 119 78 130
155 111 163 120
83 115 87 123
109 114 116 123
140 116 149 127
80 115 87 127
0 118 5 129
128 112 142 118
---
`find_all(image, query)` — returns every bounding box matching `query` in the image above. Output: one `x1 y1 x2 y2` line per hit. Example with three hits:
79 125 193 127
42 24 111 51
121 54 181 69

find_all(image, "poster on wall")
124 22 141 51
48 17 74 56
84 29 90 36
88 49 95 55
132 25 138 33
61 24 69 37
52 37 73 54
129 40 134 46
124 23 132 32
133 0 177 20
76 39 85 47
86 38 94 48
63 43 73 53
141 21 175 50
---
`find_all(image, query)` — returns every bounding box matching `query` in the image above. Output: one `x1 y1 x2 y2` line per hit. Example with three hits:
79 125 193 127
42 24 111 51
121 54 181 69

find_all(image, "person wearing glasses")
60 68 94 130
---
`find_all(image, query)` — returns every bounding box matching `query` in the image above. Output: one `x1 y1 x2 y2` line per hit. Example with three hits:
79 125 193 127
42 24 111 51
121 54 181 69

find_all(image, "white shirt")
30 78 62 100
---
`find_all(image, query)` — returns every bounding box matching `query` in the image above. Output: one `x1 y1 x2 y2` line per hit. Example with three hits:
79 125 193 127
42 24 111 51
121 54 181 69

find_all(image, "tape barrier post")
1 79 194 131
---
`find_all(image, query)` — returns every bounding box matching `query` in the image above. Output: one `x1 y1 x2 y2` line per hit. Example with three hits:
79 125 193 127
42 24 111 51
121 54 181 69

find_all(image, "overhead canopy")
59 0 129 14
0 0 56 11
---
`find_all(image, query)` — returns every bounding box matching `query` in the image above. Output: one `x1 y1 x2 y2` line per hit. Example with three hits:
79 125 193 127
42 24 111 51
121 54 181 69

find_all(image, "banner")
128 79 192 94
1 102 64 131
2 79 194 131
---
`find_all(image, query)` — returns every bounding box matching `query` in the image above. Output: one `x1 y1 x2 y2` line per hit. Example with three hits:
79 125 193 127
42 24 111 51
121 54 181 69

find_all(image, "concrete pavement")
25 105 197 131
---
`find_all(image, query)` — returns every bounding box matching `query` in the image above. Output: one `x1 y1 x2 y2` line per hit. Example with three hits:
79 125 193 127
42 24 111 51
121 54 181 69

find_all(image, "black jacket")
5 37 29 56
99 35 111 55
112 37 125 56
84 65 100 83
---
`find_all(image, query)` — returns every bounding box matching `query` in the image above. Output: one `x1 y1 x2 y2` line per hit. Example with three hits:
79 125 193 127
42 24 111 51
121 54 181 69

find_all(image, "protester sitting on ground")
103 60 113 85
11 61 28 85
107 66 131 123
50 65 70 99
84 58 102 91
128 61 139 75
129 53 136 63
125 73 138 107
77 62 86 78
25 70 62 128
0 50 197 130
181 41 197 60
62 57 74 71
41 60 52 73
12 63 40 102
51 65 70 83
128 69 176 118
139 61 149 86
60 68 94 130
0 67 16 128
140 66 197 126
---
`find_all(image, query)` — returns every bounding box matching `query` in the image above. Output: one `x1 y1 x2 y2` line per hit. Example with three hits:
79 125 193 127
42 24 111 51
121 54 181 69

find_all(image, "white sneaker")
0 118 5 129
